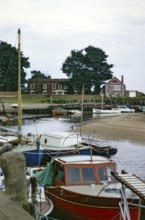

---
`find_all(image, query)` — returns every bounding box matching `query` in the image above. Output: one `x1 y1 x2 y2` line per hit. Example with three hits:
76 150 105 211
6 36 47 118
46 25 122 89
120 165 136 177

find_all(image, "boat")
93 94 121 114
9 29 44 167
117 105 135 113
40 131 117 163
81 141 117 157
33 155 140 220
0 165 54 218
40 132 89 163
93 108 121 114
52 107 68 115
27 167 54 219
67 109 82 114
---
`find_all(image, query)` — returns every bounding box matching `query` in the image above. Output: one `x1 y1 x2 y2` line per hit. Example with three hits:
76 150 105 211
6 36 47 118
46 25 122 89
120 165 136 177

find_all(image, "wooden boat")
52 107 68 115
93 108 121 114
33 155 140 220
40 132 117 164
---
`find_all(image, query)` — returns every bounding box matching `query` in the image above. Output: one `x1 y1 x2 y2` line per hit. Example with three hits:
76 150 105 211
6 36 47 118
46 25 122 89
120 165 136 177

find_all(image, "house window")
64 85 68 89
43 84 47 89
52 84 56 89
30 84 35 89
109 85 121 91
58 84 62 89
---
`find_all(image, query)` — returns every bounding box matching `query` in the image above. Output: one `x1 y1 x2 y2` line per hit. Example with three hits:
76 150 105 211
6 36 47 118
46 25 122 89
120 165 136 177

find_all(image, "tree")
30 70 48 79
62 45 113 94
0 41 30 91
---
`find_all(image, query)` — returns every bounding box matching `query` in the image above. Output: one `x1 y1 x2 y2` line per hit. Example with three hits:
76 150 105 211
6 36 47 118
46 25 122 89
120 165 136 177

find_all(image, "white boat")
117 105 135 113
93 94 121 114
11 103 18 108
40 131 117 163
93 108 121 114
68 109 82 114
27 167 54 218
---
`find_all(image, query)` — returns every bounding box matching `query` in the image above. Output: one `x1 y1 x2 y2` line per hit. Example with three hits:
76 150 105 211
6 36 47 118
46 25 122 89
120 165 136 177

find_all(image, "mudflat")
79 113 145 145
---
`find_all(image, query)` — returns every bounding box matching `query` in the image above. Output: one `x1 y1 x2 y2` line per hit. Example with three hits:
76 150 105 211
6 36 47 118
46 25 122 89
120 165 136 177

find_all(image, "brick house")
102 75 126 97
27 76 69 96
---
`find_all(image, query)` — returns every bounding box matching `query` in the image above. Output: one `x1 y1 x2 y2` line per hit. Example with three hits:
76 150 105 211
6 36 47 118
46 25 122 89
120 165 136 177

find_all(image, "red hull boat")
34 155 143 220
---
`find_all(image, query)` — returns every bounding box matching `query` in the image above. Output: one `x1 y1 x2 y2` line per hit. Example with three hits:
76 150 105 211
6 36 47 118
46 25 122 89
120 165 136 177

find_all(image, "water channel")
4 113 145 180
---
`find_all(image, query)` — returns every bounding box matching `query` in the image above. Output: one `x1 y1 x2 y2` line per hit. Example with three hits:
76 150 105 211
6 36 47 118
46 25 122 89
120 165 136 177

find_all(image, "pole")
80 83 84 137
18 29 22 142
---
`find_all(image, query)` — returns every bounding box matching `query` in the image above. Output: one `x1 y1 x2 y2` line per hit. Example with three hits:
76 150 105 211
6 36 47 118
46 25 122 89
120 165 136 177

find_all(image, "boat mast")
18 29 22 142
80 83 84 136
101 93 104 110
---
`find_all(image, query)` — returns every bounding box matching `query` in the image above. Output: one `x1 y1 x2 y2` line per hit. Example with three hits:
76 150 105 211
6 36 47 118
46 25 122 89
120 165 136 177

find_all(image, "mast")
80 83 84 137
101 94 104 110
18 29 22 142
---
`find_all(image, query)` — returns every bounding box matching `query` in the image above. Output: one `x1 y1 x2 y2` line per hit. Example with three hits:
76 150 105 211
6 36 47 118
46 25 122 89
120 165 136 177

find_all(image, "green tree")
0 41 30 91
62 45 113 94
30 70 48 79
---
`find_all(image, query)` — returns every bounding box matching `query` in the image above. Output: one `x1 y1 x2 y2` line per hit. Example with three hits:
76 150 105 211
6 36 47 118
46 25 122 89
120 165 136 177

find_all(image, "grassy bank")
0 93 145 108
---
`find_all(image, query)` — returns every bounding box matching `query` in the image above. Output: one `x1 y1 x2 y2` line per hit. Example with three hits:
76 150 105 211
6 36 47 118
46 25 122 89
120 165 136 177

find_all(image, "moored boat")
40 132 117 163
34 155 140 220
117 105 135 113
27 167 54 219
52 108 68 115
67 109 82 114
93 108 121 114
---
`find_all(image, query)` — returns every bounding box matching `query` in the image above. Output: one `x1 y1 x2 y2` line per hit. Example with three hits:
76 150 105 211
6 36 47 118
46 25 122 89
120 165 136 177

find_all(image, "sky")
1 0 145 93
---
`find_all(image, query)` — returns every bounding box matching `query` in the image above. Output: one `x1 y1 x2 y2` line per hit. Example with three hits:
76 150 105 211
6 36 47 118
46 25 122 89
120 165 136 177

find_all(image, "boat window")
82 168 95 183
67 167 80 184
56 170 64 181
107 166 116 181
44 138 47 144
98 167 107 182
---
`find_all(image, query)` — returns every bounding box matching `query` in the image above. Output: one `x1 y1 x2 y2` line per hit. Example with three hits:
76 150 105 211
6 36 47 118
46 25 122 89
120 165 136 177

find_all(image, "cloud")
1 0 145 92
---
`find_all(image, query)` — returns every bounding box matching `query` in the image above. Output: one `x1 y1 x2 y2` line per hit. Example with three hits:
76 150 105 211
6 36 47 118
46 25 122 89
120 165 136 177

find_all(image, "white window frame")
52 84 56 89
43 84 47 89
58 84 62 89
30 84 35 89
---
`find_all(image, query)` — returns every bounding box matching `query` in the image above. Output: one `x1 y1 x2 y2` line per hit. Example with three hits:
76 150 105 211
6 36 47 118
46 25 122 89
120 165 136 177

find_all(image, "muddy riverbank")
78 113 145 146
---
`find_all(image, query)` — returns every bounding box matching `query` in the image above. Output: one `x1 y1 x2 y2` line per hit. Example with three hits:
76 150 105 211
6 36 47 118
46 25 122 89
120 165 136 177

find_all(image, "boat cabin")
52 155 116 186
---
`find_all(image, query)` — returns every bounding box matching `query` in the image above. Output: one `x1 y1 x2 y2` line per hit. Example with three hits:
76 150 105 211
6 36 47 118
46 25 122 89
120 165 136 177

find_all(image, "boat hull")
42 146 117 164
46 187 138 220
23 150 44 167
93 108 121 114
52 109 68 115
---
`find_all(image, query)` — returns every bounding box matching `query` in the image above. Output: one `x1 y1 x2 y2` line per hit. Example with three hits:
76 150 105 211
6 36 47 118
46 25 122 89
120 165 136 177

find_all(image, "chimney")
121 75 124 83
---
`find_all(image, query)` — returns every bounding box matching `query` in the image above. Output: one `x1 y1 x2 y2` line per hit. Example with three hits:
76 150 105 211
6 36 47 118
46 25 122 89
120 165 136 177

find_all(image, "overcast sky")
1 0 145 93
